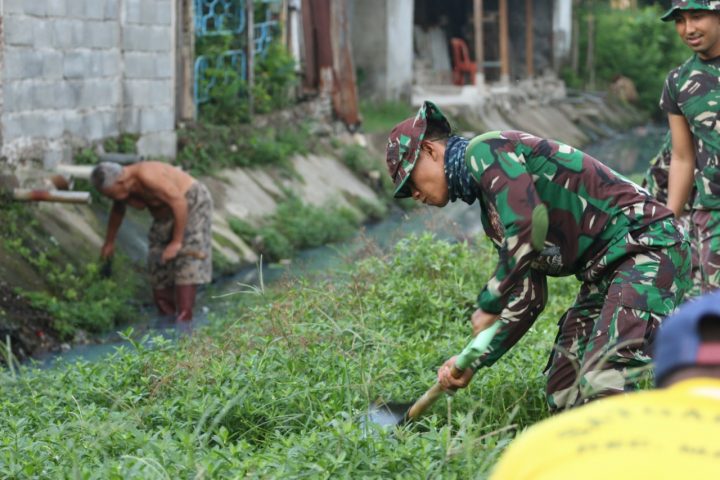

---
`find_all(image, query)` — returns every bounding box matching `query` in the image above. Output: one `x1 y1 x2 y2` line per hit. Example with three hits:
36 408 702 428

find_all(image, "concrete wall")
1 0 176 168
385 0 413 101
349 0 413 102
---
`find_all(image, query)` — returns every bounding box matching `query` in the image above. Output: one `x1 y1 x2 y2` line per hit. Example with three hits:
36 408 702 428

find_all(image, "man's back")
466 130 677 277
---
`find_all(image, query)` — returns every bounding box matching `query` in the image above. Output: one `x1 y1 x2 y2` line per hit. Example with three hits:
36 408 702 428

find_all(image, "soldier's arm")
470 269 547 370
466 134 548 315
666 113 695 217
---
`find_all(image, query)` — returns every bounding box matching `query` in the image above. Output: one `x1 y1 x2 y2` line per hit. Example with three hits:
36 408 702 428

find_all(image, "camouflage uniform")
148 182 213 288
387 103 691 411
660 1 720 291
642 132 702 298
463 131 690 411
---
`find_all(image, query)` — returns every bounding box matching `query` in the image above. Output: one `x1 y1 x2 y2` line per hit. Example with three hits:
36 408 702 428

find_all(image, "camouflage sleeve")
466 132 548 314
660 69 682 115
469 269 548 371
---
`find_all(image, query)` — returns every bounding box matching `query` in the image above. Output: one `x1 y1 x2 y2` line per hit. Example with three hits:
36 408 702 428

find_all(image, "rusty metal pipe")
11 189 91 204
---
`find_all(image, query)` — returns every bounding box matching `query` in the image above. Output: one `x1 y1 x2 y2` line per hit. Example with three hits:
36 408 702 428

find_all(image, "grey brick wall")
1 0 177 167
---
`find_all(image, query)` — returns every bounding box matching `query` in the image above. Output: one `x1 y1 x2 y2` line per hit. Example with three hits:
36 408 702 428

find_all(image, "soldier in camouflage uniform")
91 161 213 323
386 101 691 411
660 0 720 292
642 132 702 298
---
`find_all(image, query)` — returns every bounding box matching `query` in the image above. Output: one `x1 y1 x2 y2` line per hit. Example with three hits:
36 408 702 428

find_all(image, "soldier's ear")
420 140 440 161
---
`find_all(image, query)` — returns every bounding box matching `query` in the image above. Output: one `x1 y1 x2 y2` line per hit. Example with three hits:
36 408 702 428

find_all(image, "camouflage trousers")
692 209 720 292
148 182 213 288
545 239 691 412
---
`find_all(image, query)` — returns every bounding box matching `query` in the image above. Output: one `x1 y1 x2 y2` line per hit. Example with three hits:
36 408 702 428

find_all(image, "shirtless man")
91 161 213 322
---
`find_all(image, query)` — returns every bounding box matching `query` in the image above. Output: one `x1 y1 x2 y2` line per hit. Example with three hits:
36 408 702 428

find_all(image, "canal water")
30 123 667 368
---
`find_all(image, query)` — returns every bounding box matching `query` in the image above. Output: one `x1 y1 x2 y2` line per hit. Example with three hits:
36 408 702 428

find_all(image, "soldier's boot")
153 288 176 316
175 284 197 322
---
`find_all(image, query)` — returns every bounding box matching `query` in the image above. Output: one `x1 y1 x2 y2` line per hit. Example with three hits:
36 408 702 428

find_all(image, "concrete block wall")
1 0 176 168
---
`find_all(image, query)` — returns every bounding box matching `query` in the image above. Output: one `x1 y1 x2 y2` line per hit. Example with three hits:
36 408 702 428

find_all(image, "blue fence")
194 0 280 109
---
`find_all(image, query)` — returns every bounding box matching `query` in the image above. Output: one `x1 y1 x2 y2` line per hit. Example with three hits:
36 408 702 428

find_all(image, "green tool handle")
455 321 501 370
406 322 501 421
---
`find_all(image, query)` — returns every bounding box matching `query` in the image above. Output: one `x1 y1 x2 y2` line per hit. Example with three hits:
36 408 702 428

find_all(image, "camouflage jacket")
642 131 694 211
661 54 720 210
468 131 683 368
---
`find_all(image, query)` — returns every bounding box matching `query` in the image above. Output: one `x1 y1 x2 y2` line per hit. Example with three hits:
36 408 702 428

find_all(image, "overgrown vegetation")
360 100 413 134
229 196 364 260
176 122 311 176
563 3 688 115
196 0 297 126
0 204 141 338
0 234 583 477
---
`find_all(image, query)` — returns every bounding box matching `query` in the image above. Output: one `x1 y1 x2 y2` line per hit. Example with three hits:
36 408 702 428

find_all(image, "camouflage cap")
385 101 451 198
661 0 720 21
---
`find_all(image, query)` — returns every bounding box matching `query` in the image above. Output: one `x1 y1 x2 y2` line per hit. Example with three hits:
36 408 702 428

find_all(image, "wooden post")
525 0 534 77
586 12 595 89
246 0 255 119
177 0 196 121
280 0 288 49
499 0 509 83
473 0 484 88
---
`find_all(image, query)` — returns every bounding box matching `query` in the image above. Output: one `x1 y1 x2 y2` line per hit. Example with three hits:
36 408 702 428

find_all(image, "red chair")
450 37 477 86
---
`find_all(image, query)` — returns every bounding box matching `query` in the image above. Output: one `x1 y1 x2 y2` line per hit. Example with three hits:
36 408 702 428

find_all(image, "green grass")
360 101 414 134
0 234 578 478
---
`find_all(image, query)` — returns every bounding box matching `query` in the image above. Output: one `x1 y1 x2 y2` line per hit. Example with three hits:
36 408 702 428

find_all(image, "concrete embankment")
0 86 647 358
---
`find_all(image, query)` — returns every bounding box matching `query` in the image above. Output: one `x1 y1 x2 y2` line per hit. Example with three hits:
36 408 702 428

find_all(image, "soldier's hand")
437 356 474 390
162 242 182 263
471 309 500 336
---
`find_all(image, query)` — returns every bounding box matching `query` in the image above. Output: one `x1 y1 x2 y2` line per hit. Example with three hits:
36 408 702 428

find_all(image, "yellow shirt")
491 379 720 480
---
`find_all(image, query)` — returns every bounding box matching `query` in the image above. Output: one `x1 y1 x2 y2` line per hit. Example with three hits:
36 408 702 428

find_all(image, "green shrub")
229 197 363 261
360 100 413 134
176 122 310 176
566 4 688 116
197 35 298 124
0 204 141 338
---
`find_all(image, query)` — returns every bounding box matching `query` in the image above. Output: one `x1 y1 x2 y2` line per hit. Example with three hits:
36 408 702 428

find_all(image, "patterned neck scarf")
444 135 477 204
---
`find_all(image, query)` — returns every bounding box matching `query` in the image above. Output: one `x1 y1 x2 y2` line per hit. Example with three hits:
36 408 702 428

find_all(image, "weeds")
0 204 141 338
0 234 578 477
176 122 311 177
229 197 363 261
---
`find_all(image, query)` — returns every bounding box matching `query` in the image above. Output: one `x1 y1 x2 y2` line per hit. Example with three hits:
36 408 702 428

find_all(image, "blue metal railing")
194 0 246 36
194 0 280 109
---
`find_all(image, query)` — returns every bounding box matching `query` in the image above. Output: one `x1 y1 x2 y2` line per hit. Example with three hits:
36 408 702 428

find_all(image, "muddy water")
32 124 667 368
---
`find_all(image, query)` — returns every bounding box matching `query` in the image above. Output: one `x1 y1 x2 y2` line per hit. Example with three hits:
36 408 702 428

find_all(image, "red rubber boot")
175 284 197 322
153 287 176 316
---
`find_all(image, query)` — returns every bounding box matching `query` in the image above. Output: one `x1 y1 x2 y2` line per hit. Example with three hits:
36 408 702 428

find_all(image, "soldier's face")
674 10 720 59
408 141 449 207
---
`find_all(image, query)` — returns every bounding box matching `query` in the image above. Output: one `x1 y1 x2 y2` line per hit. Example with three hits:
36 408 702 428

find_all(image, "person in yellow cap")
490 290 720 479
